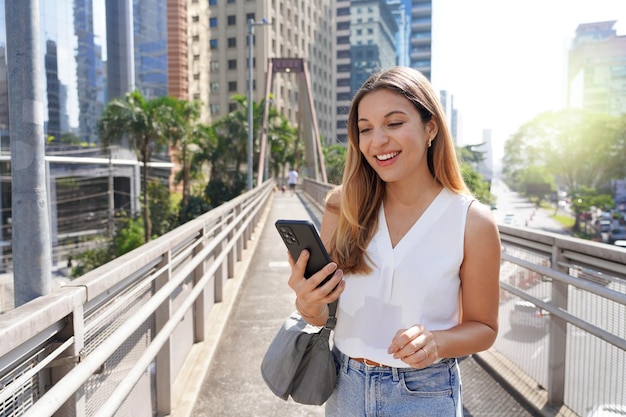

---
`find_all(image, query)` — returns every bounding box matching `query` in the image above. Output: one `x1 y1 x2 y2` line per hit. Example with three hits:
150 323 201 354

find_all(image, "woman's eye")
388 122 403 128
358 127 371 134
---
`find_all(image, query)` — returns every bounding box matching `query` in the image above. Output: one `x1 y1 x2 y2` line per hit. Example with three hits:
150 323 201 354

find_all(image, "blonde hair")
328 67 470 274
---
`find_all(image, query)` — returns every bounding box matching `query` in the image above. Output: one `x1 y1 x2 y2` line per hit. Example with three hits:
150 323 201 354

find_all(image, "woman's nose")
372 129 389 146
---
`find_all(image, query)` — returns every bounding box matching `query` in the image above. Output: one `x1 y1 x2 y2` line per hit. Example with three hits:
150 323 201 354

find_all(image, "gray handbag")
261 300 338 405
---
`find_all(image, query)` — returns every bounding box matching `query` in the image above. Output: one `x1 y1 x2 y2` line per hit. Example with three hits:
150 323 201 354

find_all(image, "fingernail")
387 346 394 354
327 262 337 272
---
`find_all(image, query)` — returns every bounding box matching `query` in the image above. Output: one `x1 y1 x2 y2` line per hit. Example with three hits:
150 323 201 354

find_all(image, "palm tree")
98 90 178 242
168 99 206 207
268 117 299 181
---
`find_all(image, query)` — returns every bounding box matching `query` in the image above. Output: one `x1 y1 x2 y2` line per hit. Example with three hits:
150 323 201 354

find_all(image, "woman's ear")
426 118 438 139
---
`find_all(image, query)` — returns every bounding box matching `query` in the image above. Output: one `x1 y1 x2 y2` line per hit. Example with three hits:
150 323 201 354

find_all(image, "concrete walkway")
173 190 538 417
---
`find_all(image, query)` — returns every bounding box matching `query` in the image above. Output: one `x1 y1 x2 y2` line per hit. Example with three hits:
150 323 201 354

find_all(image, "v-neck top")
333 187 474 367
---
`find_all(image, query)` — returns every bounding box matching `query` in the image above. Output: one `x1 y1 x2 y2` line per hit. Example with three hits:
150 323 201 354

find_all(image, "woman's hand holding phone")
288 249 344 323
276 219 344 323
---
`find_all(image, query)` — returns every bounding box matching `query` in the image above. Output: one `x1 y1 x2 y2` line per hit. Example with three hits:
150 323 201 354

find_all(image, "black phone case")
275 219 334 286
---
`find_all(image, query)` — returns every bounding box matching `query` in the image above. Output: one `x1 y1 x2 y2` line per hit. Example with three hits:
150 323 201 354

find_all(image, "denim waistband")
335 348 455 375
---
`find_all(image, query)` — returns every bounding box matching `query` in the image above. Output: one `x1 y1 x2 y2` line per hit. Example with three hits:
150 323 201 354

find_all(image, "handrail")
0 180 274 417
1 178 624 417
302 177 626 417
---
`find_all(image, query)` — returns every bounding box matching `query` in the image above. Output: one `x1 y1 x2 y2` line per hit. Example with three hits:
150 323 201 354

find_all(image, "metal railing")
0 180 274 417
1 177 625 417
302 178 626 417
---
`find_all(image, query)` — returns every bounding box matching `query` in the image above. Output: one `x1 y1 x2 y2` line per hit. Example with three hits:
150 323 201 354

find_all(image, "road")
491 177 570 235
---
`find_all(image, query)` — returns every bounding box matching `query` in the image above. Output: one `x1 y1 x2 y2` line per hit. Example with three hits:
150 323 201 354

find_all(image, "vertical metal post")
247 18 270 190
5 0 52 306
247 19 254 190
108 153 115 239
547 244 567 405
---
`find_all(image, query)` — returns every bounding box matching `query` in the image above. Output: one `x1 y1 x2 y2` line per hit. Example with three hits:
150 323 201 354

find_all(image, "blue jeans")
325 350 462 417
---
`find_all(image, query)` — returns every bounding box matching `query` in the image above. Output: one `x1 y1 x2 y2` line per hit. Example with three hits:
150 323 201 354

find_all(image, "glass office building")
0 0 108 146
0 0 169 146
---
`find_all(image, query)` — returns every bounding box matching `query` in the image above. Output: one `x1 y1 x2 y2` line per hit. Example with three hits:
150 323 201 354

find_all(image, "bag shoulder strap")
324 300 338 331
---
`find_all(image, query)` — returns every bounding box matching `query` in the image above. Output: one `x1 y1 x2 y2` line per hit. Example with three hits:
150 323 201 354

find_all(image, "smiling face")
357 89 437 186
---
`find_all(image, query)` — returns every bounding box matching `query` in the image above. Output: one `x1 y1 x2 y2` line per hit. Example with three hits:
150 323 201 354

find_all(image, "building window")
210 104 219 115
209 0 217 5
210 61 219 71
229 102 237 112
228 81 237 91
227 0 235 3
228 37 236 48
337 92 351 101
210 17 217 27
210 39 218 49
227 15 236 25
228 59 237 70
210 82 219 93
192 15 200 22
193 54 200 61
337 77 350 86
192 35 200 42
193 93 201 100
246 13 255 21
337 64 350 72
193 73 200 80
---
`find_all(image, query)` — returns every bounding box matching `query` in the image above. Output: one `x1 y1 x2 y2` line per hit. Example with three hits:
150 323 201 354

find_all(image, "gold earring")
428 138 433 148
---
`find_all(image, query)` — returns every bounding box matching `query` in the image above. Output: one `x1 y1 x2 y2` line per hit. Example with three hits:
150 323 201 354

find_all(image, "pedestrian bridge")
1 179 625 417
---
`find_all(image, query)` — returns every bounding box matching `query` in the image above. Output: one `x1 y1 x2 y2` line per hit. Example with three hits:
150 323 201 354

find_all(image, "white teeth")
376 152 398 161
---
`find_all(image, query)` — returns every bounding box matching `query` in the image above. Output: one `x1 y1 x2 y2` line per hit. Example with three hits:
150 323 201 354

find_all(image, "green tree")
98 90 179 242
570 187 614 234
323 144 346 185
71 245 113 278
113 215 145 257
148 179 178 237
168 99 209 207
518 165 556 205
461 162 495 206
179 195 212 224
503 109 621 193
206 94 285 195
187 124 218 188
268 117 300 183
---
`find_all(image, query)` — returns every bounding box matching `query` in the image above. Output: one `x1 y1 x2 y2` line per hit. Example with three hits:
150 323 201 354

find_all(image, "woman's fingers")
387 326 434 368
288 250 344 302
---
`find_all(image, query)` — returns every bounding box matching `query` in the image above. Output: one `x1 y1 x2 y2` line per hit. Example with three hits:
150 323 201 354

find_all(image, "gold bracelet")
295 298 328 319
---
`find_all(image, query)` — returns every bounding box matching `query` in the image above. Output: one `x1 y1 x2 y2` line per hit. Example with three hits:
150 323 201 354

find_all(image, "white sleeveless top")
333 188 474 368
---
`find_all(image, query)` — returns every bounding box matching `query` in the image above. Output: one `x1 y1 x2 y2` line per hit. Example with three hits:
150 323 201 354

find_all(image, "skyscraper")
188 0 336 144
568 20 626 116
334 0 433 143
409 0 432 79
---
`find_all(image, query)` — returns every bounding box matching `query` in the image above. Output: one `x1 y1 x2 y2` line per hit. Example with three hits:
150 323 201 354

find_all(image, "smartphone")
275 219 334 287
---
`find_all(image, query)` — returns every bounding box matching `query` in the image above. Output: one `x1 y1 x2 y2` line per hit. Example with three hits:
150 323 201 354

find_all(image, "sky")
430 0 626 161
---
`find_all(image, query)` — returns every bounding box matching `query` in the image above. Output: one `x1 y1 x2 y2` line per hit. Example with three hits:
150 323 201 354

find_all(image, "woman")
288 67 501 416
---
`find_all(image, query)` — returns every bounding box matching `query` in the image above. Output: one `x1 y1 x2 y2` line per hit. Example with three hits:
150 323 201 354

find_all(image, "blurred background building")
568 20 626 117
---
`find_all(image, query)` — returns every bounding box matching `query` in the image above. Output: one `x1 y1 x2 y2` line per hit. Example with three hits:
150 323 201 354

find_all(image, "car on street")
608 227 626 245
509 298 550 331
503 213 519 226
597 220 612 233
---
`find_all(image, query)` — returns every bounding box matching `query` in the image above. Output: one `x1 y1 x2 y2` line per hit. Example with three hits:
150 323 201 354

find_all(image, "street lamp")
247 18 270 190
